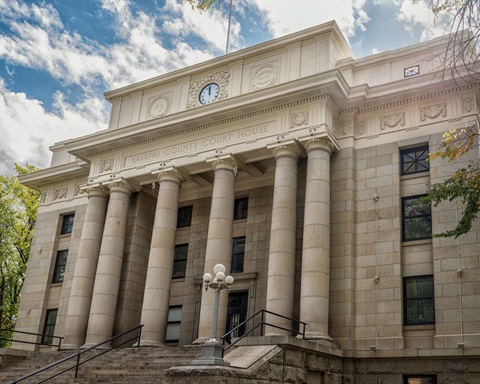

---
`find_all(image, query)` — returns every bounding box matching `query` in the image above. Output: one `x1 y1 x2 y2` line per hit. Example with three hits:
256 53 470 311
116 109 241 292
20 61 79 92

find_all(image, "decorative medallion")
187 70 230 109
355 121 366 136
148 95 170 118
380 112 405 130
53 188 67 201
290 111 308 128
420 103 447 121
336 121 352 136
251 64 278 91
463 97 474 113
101 158 113 172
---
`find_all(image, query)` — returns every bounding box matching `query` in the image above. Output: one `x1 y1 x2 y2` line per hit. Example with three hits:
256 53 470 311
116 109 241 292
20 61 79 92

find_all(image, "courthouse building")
14 21 480 382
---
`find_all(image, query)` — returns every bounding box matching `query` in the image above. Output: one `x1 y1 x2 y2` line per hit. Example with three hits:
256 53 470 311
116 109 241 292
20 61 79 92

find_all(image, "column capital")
268 140 304 160
152 167 188 185
207 154 245 174
82 184 110 198
305 137 335 155
106 178 137 196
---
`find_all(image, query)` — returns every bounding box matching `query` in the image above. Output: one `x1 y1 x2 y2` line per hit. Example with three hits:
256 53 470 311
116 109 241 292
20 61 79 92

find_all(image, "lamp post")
192 263 234 365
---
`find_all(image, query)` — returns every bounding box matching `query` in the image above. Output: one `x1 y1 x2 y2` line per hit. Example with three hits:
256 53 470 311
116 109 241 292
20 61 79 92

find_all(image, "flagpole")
225 0 233 54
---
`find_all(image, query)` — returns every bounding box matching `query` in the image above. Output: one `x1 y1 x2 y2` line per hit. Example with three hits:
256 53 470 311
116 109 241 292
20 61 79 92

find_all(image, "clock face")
199 83 220 105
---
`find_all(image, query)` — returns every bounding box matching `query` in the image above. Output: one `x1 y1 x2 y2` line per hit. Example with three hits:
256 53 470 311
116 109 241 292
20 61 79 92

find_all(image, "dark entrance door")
226 291 248 339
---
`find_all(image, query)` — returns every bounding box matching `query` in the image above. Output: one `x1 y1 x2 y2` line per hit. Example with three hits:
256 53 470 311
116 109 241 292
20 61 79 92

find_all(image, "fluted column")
139 169 184 347
195 156 237 343
265 143 301 335
62 186 109 350
82 179 134 348
300 138 334 340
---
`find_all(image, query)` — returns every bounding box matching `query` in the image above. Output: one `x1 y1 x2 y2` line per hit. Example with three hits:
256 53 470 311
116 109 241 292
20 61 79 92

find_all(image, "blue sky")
0 0 446 175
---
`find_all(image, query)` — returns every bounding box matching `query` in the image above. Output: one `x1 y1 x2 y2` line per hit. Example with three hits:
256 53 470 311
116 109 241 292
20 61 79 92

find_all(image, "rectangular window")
60 214 74 234
402 195 432 241
231 236 246 273
173 244 188 279
166 306 182 342
404 65 420 78
404 275 435 326
233 197 248 220
400 146 429 175
41 309 58 345
177 206 192 228
403 375 437 384
52 250 68 284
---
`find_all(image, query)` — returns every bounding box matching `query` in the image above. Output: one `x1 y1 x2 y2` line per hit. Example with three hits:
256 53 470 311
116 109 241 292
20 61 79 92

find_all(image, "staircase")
0 346 202 383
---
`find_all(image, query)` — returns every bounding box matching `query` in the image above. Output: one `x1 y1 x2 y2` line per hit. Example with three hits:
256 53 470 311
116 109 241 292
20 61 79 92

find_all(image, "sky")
0 0 447 176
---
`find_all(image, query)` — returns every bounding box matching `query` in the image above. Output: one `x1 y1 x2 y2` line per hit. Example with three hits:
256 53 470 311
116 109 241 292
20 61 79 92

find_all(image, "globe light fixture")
192 263 234 366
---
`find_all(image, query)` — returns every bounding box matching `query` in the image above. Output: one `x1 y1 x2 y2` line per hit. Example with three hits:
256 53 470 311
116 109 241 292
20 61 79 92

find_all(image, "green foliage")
0 164 40 347
424 120 480 238
182 0 217 11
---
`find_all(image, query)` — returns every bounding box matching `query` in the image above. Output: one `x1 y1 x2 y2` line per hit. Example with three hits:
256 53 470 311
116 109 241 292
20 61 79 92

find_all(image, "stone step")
1 346 202 384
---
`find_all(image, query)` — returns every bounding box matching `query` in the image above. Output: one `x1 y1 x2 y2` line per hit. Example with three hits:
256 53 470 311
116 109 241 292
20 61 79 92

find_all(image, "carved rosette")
420 103 447 121
251 64 278 91
463 97 474 113
148 95 170 119
380 112 405 130
187 70 230 109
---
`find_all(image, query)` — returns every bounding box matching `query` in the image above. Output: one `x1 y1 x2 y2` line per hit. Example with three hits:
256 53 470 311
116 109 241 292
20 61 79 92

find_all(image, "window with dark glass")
60 214 74 234
231 237 246 273
233 197 248 220
403 375 437 384
52 250 68 284
41 309 58 345
402 195 432 241
404 275 435 326
166 306 182 342
400 146 429 175
173 244 188 279
177 206 192 228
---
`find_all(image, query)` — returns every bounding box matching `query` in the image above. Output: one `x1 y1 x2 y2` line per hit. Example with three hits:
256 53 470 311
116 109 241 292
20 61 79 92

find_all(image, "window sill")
400 171 430 181
402 238 432 247
403 324 435 331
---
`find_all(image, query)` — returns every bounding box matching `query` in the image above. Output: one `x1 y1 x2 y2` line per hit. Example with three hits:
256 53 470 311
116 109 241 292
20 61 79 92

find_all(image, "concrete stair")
0 346 202 383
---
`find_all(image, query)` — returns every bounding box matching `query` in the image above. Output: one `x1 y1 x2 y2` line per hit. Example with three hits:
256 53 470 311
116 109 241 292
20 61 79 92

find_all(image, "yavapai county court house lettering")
125 123 271 167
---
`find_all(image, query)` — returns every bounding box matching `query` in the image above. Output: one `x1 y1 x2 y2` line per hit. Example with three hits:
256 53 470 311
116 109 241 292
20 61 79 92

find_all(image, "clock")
199 83 220 105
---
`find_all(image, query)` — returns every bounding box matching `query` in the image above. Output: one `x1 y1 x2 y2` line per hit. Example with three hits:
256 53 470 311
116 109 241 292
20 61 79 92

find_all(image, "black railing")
0 329 64 351
221 309 307 355
9 324 143 384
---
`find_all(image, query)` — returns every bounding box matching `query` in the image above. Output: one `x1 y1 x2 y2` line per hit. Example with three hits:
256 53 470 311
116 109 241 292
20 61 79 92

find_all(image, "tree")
182 0 217 11
431 0 480 82
0 164 40 347
425 118 480 238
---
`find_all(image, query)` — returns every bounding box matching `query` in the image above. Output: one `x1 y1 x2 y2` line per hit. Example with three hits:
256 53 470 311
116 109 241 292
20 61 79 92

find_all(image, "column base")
80 342 111 350
191 341 230 366
135 339 166 347
60 343 82 351
303 332 333 342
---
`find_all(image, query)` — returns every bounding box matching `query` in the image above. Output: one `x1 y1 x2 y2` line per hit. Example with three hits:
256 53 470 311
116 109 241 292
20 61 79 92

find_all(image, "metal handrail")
0 328 64 351
8 324 144 384
221 309 307 355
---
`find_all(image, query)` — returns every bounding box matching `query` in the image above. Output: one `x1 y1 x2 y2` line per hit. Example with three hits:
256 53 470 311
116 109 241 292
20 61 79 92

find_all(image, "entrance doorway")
226 291 248 340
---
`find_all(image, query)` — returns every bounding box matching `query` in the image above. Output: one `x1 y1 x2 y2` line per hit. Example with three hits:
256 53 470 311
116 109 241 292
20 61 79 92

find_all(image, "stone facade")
13 21 480 382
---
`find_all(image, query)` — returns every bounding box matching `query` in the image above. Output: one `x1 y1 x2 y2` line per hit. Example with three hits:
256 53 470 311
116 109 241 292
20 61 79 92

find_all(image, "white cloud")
254 0 370 39
397 0 444 41
0 79 108 174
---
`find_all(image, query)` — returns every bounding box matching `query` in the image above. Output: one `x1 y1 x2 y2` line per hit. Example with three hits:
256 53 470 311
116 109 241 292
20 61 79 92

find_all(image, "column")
139 169 184 346
265 143 302 335
300 138 333 340
196 156 237 343
62 186 109 349
82 179 134 348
